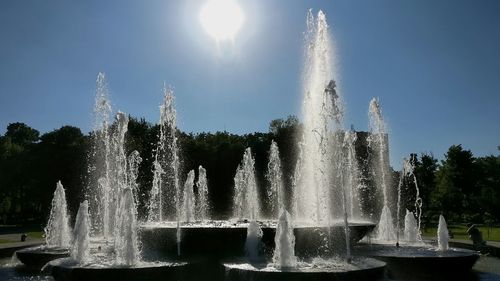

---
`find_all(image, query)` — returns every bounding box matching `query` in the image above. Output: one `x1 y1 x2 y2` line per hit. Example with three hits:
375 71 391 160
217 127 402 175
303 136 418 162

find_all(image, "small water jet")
403 210 420 244
266 141 285 218
437 215 449 251
272 208 297 269
233 148 261 220
196 165 210 220
245 221 263 262
71 201 91 265
181 170 195 223
45 181 72 248
15 181 72 269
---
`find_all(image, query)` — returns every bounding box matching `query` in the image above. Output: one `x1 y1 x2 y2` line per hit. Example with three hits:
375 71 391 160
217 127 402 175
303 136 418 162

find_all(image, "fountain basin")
354 244 479 280
15 246 69 269
48 258 188 281
223 258 386 281
140 220 375 260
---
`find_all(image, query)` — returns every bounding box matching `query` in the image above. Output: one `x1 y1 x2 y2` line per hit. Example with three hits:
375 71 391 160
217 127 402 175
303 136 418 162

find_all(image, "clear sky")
1 0 499 168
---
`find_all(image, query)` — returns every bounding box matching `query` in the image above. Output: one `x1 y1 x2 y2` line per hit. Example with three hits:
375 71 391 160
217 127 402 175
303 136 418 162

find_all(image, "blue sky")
1 0 499 168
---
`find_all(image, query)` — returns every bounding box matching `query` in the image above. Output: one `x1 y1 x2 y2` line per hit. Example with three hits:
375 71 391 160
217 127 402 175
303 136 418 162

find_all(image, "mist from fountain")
181 170 195 223
233 147 261 220
272 208 297 269
266 140 285 218
44 181 72 248
71 201 91 265
369 98 396 242
196 165 210 220
438 215 449 251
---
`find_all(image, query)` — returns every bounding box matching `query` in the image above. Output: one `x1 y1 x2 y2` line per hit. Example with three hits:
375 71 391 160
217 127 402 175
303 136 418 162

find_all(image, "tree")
434 145 478 222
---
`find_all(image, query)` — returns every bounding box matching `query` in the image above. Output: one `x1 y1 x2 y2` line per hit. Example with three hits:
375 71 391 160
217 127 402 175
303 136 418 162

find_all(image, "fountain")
438 215 449 251
181 170 196 223
266 140 285 217
403 210 420 244
368 98 397 243
15 181 72 269
223 9 385 281
42 76 189 281
196 165 210 220
233 147 261 220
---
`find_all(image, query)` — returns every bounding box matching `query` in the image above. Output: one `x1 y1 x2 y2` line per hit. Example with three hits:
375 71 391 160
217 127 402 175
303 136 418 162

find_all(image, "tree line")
0 116 498 227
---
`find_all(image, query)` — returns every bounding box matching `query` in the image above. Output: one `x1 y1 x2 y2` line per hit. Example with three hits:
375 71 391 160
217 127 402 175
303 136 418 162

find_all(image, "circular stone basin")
48 258 188 281
140 220 375 260
15 246 69 269
354 244 479 280
223 258 386 281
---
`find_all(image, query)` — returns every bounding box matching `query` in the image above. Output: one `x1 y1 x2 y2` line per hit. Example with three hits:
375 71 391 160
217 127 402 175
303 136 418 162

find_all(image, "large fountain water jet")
403 210 420 244
45 181 72 248
369 98 396 242
293 9 342 225
114 188 140 266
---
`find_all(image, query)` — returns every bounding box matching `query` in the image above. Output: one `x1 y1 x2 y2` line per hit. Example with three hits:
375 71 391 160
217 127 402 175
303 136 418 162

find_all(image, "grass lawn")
422 224 500 242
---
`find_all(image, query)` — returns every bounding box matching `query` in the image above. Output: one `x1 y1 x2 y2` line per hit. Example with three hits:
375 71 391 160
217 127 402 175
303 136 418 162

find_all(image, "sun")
199 0 244 41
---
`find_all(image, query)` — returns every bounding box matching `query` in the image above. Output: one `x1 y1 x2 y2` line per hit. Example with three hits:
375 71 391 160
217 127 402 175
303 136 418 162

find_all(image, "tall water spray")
44 181 72 248
147 86 180 222
71 201 91 265
88 72 112 237
233 148 261 220
294 10 343 224
342 129 362 220
266 140 285 217
438 215 449 251
196 165 210 220
369 98 396 241
181 170 195 223
272 208 297 269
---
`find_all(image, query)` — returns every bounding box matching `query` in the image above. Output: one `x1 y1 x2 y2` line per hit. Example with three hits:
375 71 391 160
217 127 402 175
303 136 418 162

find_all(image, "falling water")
272 208 297 269
127 151 142 205
196 165 210 220
233 148 261 220
342 129 362 220
44 181 72 248
71 201 91 265
396 157 423 244
245 221 263 261
181 170 195 223
369 98 396 241
403 210 420 244
147 85 180 223
438 215 449 251
114 188 140 266
294 9 343 224
266 140 285 218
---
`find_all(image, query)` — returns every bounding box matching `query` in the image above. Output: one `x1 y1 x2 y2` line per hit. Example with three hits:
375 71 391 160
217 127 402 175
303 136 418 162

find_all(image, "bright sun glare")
200 0 244 41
